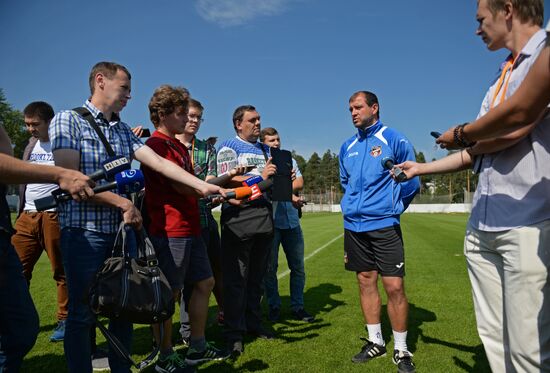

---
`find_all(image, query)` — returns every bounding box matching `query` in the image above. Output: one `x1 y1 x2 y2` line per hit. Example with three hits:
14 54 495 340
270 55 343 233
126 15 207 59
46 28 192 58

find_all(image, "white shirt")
24 140 58 211
470 29 550 232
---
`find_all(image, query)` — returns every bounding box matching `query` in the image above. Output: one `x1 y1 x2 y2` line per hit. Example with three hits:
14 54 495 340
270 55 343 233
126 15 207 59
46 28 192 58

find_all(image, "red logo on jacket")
370 145 382 157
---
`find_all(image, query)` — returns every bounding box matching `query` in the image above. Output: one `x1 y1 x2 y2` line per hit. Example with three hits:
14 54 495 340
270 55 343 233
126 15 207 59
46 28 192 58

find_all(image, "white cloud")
195 0 292 27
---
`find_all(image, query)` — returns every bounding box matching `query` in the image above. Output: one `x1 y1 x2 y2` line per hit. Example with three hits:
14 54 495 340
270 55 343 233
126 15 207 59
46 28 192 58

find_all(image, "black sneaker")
184 341 230 365
91 348 110 372
393 350 416 373
292 308 315 323
176 336 190 348
268 306 280 322
155 351 194 373
247 327 275 340
228 340 243 358
351 337 387 363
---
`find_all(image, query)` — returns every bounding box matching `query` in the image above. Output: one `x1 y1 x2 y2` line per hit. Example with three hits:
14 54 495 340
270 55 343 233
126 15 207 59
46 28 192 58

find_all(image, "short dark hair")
23 101 54 122
349 91 380 118
188 98 204 113
232 105 256 131
89 61 131 95
260 127 278 142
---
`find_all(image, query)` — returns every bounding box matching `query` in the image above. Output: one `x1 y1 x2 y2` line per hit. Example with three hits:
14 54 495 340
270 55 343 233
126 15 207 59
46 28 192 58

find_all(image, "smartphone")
140 128 151 138
430 131 442 139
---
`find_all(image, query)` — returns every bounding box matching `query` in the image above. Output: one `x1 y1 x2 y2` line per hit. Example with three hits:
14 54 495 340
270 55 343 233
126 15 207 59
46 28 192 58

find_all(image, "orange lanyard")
490 55 520 108
190 137 195 169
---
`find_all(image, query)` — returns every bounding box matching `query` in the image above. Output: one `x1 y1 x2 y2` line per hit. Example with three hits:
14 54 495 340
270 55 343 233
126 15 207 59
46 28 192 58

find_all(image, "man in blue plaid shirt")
49 61 225 373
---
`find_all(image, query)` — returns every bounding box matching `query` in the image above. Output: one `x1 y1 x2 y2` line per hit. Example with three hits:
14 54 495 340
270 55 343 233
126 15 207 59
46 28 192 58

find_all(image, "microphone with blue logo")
381 157 408 182
35 169 145 211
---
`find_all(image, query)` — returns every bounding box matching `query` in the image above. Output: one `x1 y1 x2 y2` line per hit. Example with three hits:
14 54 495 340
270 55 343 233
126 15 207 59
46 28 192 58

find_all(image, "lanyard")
190 137 195 169
490 54 520 109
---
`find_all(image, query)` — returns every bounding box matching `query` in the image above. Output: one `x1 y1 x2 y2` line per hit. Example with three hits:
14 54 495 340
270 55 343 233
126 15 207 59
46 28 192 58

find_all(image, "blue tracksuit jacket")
339 121 420 232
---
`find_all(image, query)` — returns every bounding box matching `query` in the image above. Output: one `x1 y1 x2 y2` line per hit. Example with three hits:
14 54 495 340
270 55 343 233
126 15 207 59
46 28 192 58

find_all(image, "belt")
24 210 56 214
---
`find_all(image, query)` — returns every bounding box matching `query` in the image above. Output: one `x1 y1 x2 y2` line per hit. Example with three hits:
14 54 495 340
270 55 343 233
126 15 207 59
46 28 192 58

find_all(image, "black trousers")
221 223 273 343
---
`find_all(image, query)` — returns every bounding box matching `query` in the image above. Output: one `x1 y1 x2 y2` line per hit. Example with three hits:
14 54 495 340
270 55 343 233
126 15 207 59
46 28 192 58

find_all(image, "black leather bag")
89 223 175 324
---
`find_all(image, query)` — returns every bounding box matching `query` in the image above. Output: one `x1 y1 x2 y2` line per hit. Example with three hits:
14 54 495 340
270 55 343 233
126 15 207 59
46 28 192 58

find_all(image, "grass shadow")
421 333 490 372
259 282 344 343
21 352 68 373
378 302 437 352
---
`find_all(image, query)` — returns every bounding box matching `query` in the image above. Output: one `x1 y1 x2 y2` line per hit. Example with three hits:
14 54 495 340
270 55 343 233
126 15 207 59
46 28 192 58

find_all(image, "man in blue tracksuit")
339 91 419 373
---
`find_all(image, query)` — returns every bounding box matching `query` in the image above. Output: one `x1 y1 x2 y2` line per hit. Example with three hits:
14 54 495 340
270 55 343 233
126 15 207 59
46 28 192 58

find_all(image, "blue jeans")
0 232 39 372
264 226 305 311
61 228 133 373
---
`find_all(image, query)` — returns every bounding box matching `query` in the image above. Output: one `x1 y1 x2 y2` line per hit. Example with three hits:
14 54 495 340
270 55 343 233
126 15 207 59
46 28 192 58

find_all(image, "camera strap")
72 107 116 157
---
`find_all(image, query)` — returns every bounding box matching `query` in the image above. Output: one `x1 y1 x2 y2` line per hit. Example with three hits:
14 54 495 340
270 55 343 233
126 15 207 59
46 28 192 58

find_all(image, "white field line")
277 233 344 280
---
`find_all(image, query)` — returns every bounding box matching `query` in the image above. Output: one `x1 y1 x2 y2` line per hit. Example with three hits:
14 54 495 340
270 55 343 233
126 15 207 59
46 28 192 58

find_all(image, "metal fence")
301 189 475 206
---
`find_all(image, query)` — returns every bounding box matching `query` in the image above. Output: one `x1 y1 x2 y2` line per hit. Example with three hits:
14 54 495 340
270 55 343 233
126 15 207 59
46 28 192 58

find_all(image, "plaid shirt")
49 100 144 234
186 136 217 228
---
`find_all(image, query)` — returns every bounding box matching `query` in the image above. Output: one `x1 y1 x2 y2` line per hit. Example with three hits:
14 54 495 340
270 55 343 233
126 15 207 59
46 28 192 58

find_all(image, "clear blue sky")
1 0 549 161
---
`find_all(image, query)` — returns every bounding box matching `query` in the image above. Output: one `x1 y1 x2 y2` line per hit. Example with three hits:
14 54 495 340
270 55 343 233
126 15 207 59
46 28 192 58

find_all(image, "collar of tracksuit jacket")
356 120 382 140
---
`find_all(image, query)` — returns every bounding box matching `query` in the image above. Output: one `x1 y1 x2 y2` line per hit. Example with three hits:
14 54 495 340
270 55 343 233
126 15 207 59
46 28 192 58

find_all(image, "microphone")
205 178 274 202
35 169 145 211
88 155 131 181
381 157 408 182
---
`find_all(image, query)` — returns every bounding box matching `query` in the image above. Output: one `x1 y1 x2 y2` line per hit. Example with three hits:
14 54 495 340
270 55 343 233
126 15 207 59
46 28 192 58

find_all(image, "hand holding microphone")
381 157 408 182
204 178 274 204
35 169 145 211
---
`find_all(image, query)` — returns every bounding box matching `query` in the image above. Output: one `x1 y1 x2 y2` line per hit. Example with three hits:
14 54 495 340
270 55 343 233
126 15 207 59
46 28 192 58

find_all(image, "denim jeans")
264 226 305 311
0 233 39 372
60 227 133 373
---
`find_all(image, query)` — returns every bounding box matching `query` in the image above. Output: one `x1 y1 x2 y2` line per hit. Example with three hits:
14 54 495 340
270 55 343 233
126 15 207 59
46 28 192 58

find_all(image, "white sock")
393 330 408 352
366 324 384 346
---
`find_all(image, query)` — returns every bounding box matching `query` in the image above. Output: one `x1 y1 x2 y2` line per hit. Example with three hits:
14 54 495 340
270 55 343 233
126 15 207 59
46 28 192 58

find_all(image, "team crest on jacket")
370 145 382 157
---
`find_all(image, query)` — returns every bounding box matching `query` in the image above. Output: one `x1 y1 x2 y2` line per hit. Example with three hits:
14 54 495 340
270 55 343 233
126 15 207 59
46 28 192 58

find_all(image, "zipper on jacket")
356 136 367 224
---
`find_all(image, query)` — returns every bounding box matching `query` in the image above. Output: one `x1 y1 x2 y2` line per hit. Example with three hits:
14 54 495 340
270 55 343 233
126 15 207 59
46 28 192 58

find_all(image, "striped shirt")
217 136 270 177
470 29 550 232
49 100 144 233
217 136 271 207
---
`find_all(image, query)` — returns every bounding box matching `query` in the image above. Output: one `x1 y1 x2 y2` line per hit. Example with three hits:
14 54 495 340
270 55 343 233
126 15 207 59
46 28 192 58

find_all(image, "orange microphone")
205 178 273 202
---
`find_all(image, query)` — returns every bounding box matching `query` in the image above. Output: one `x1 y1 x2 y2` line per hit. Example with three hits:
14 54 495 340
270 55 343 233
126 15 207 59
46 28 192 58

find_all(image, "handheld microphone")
35 169 145 211
205 178 274 202
381 157 408 182
242 175 264 187
88 156 131 181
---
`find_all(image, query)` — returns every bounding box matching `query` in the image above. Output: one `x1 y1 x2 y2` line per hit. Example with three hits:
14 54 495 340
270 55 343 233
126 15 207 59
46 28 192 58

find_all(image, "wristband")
454 123 477 148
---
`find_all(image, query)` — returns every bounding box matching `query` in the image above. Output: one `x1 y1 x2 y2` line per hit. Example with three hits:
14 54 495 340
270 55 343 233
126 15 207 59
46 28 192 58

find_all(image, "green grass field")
18 212 489 372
